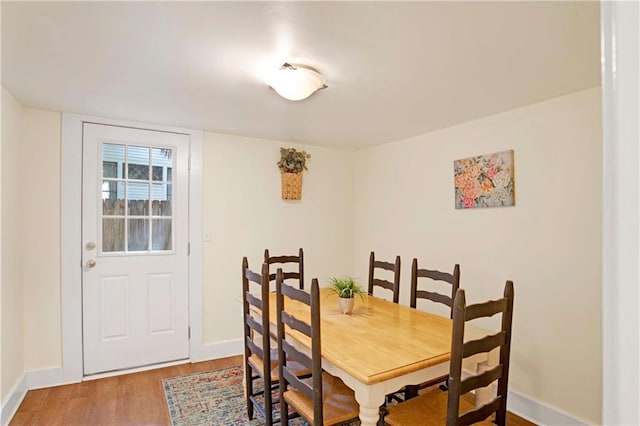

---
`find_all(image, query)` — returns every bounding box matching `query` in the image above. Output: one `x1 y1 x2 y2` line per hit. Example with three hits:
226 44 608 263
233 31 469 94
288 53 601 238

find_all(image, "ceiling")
2 2 600 150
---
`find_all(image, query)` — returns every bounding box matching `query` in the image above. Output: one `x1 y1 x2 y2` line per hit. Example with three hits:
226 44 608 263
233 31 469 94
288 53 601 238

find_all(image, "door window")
101 143 174 253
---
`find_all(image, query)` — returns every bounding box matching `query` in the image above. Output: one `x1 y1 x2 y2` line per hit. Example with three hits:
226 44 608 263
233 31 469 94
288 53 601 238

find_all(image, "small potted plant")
328 276 366 315
278 147 310 200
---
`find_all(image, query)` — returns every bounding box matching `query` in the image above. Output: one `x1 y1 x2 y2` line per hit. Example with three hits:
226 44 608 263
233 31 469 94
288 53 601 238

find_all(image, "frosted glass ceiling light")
266 63 327 101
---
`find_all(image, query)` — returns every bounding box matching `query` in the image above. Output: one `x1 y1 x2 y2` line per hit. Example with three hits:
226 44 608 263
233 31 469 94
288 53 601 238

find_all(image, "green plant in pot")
328 276 365 315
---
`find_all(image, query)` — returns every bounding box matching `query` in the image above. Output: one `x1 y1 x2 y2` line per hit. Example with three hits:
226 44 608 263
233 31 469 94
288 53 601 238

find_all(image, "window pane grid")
101 142 174 254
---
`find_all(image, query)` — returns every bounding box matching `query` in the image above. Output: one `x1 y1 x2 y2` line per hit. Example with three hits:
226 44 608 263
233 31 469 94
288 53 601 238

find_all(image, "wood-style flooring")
11 355 535 425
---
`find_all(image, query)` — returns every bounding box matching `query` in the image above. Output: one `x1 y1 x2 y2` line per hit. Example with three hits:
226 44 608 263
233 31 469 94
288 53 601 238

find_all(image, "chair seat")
283 371 360 426
384 388 494 426
248 352 311 381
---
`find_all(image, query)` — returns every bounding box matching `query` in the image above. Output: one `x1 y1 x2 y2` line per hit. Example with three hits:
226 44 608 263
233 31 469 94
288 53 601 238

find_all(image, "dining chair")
242 258 276 424
383 281 515 426
367 251 400 303
404 259 461 399
265 248 304 289
275 269 360 426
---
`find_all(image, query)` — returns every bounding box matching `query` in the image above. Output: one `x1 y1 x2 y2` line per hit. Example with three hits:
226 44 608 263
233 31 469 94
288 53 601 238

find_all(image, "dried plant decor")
278 148 310 200
277 147 310 173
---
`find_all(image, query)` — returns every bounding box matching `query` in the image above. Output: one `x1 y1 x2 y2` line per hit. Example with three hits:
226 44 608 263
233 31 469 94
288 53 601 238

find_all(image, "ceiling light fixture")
265 63 327 101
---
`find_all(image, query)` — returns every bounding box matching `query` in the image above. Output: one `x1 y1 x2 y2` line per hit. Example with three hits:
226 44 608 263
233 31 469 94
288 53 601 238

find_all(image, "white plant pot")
338 297 355 315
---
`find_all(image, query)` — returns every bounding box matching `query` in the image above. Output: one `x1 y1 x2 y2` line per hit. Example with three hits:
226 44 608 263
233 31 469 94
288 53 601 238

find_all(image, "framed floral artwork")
454 150 515 209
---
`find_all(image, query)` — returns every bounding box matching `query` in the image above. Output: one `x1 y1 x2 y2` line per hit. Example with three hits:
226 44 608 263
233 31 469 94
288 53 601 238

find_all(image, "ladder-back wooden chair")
275 270 360 426
410 259 461 316
384 281 515 426
404 259 461 399
242 258 276 424
265 248 304 289
367 251 401 303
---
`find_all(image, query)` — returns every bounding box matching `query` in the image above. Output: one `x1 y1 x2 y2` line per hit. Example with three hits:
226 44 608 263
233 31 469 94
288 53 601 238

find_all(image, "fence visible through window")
101 143 173 253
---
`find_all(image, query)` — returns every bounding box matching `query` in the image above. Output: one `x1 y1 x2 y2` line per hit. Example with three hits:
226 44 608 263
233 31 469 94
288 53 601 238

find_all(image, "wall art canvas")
454 150 515 209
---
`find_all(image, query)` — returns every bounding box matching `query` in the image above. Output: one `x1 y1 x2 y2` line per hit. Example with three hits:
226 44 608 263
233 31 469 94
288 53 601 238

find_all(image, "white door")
82 123 190 375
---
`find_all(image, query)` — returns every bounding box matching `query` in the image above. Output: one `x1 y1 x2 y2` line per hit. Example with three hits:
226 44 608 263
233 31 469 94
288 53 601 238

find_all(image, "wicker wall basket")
281 172 303 200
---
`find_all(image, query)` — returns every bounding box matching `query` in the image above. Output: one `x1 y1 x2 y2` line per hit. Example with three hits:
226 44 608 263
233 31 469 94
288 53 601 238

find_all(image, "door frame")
601 1 640 423
61 113 204 382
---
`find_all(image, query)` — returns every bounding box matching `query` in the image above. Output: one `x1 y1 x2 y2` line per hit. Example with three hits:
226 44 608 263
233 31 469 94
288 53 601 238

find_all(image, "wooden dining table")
268 287 497 426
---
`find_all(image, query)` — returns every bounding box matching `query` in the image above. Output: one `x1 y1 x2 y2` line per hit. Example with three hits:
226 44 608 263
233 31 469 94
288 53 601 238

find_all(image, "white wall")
1 87 25 402
21 108 61 371
353 88 602 424
202 132 354 344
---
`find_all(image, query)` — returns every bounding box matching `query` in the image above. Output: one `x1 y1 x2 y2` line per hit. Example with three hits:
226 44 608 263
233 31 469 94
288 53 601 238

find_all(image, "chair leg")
245 369 254 420
404 384 419 400
378 406 388 426
439 378 449 391
264 379 273 425
281 396 289 426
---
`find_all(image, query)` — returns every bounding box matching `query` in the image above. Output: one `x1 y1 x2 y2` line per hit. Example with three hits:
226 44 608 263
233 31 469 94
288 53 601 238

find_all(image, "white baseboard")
26 367 71 390
508 389 589 426
1 373 27 426
460 366 588 425
192 338 243 362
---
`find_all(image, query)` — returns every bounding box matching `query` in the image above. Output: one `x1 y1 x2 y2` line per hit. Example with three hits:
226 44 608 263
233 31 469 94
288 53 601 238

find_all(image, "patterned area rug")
164 366 362 425
164 366 262 425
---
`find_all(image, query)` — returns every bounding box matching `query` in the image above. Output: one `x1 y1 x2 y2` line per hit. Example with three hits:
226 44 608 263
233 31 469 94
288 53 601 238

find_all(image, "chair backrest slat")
446 281 514 426
415 268 455 282
460 364 504 395
281 281 310 304
414 290 452 307
267 255 300 264
283 366 314 401
244 314 263 337
410 259 460 318
462 331 506 358
371 278 395 292
244 292 262 311
281 310 312 336
373 260 396 270
458 397 502 426
268 271 301 281
245 336 264 360
244 268 263 285
465 298 508 321
281 339 311 368
265 248 304 289
368 251 401 303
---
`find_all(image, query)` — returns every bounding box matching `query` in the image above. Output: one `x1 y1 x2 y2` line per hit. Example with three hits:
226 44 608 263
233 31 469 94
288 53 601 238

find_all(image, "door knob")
86 259 96 268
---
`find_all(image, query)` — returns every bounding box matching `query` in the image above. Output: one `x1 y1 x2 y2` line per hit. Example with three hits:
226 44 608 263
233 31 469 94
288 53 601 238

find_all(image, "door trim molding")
601 1 640 424
61 113 203 382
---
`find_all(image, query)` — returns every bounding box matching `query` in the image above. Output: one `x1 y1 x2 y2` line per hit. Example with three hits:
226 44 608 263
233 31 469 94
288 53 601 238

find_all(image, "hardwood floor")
11 355 535 425
10 356 242 426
